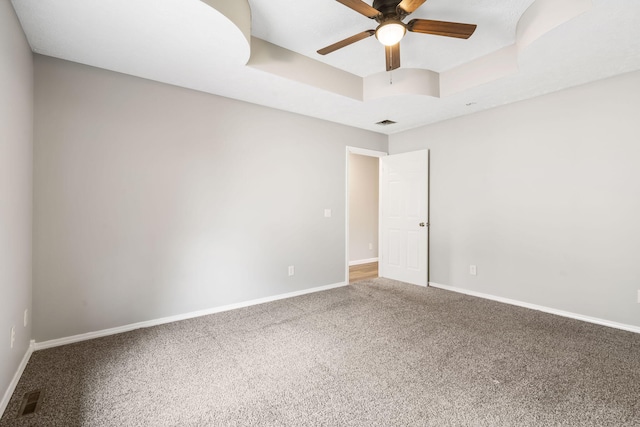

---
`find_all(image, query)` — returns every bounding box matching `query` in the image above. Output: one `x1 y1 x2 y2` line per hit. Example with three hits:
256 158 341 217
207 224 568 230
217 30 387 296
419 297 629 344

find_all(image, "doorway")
346 147 387 283
345 147 430 287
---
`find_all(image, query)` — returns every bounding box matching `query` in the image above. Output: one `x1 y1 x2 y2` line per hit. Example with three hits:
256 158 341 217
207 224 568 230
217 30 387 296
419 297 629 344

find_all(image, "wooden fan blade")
317 30 376 55
407 19 477 39
336 0 381 18
385 43 400 71
397 0 427 15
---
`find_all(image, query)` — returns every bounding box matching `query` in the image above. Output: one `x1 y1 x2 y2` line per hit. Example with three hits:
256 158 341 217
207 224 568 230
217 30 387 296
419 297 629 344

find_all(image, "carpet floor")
1 278 639 426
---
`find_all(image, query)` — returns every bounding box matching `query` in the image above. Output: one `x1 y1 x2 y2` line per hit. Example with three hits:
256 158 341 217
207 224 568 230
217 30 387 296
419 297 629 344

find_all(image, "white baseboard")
429 282 640 334
1 340 35 418
349 258 378 266
34 281 348 351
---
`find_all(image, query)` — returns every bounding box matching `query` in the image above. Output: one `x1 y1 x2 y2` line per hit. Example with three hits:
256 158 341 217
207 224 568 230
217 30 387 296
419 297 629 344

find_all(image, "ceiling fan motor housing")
372 0 407 22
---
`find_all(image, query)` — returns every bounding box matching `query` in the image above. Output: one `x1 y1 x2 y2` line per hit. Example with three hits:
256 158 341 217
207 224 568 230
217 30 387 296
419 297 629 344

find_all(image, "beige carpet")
2 278 639 426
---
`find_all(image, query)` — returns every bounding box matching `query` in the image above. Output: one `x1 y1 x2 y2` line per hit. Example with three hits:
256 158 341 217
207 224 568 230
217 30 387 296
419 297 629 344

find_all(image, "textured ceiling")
10 0 640 134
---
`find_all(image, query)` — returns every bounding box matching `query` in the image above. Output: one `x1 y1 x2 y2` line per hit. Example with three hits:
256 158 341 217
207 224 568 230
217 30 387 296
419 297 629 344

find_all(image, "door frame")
345 146 388 284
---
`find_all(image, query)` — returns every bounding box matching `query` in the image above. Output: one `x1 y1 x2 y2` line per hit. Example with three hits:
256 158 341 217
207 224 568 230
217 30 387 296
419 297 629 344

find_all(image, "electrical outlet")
369 243 373 250
637 290 640 304
24 309 28 327
10 327 15 349
469 265 477 276
288 266 295 276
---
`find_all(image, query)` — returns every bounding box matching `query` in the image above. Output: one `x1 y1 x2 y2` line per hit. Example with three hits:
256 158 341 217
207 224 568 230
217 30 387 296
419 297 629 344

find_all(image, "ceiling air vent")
376 119 396 126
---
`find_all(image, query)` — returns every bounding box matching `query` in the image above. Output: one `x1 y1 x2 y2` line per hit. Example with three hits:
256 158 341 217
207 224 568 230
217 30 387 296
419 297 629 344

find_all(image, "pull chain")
389 71 393 85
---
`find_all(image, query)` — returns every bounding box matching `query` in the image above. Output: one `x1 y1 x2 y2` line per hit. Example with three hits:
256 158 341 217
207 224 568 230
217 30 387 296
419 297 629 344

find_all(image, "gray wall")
33 55 387 342
0 0 33 403
390 71 640 328
348 154 379 263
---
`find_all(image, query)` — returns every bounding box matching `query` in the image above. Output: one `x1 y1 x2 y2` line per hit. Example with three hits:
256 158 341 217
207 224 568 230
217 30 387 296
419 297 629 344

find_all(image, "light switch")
324 209 331 218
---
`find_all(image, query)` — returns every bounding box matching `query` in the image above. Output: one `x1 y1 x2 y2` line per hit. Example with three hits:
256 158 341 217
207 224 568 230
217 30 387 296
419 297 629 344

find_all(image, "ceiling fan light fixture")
375 21 406 46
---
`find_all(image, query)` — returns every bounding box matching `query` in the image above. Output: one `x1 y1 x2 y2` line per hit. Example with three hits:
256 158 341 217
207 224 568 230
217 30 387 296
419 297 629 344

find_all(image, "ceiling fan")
317 0 477 71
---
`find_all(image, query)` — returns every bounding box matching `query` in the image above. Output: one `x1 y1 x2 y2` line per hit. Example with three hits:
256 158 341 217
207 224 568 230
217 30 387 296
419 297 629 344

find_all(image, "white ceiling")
10 0 640 134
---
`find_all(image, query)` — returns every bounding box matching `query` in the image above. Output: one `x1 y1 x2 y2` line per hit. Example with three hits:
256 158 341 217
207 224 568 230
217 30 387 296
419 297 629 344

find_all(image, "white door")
379 150 429 286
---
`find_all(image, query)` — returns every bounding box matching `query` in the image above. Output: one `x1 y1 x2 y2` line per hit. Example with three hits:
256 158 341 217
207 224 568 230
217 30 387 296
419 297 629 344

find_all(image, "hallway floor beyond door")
349 262 378 283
